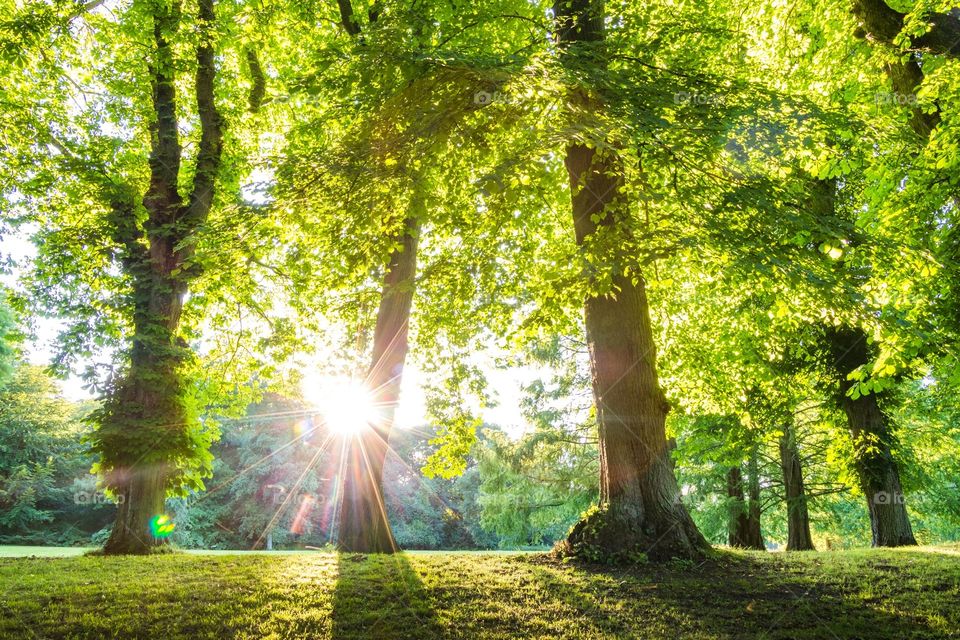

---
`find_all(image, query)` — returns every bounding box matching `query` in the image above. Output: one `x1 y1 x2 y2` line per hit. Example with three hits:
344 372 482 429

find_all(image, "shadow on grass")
332 552 443 640
522 550 956 639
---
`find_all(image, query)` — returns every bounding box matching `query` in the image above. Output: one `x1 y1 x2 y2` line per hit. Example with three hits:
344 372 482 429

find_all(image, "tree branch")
336 0 362 36
143 0 183 227
853 0 960 57
181 0 224 244
245 46 266 113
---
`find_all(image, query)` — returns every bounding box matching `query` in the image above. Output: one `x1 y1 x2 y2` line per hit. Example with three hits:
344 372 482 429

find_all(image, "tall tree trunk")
102 287 187 554
98 0 223 554
744 448 764 550
554 0 707 562
804 176 916 548
727 460 764 550
337 215 420 553
726 466 751 547
825 327 917 547
851 1 960 349
778 421 815 551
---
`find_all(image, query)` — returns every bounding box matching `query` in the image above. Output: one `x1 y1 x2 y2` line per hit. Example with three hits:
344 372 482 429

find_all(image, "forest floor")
0 545 958 639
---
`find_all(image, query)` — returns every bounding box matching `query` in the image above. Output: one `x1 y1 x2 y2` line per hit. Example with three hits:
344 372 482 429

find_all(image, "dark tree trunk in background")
337 216 420 553
101 0 223 554
778 421 815 551
727 461 763 550
825 327 917 547
727 467 751 547
804 174 916 549
555 0 707 561
851 0 960 59
744 449 764 550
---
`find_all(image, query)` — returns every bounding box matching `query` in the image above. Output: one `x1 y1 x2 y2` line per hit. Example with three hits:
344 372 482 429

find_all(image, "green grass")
0 546 94 558
0 546 958 639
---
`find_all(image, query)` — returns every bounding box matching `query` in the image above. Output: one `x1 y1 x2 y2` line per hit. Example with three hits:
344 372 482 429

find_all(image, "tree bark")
778 421 815 551
726 460 764 550
554 0 707 562
851 0 960 58
100 0 223 554
850 1 960 352
726 466 751 547
332 0 422 554
336 216 420 553
102 298 185 554
744 448 765 550
825 327 917 547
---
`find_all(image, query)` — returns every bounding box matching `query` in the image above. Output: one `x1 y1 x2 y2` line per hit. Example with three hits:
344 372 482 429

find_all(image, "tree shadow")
520 550 957 639
331 552 443 640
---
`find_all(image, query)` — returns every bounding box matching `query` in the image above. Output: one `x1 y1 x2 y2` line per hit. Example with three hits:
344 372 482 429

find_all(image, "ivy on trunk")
95 0 224 555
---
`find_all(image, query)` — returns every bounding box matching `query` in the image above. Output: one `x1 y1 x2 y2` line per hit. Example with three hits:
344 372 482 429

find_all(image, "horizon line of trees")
0 350 957 552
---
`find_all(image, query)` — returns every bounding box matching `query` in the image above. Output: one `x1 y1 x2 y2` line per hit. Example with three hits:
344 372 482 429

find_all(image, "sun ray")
354 430 399 553
252 432 337 550
189 412 327 507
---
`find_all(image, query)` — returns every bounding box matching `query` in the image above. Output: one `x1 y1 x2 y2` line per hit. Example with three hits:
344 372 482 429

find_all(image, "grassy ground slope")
0 546 958 639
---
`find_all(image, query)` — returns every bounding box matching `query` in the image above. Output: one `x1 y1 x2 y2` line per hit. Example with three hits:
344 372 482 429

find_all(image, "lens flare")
290 494 317 535
149 514 176 538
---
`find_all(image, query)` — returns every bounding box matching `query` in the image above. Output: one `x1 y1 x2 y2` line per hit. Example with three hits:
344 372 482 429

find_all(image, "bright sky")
301 361 539 437
2 228 538 437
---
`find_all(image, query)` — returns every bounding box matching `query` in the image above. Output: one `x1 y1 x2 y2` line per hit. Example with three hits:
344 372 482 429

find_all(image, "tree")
0 293 14 389
0 365 103 544
552 0 708 561
821 326 917 546
778 418 816 551
90 0 226 554
276 0 545 551
337 214 420 553
726 463 763 550
1 0 231 554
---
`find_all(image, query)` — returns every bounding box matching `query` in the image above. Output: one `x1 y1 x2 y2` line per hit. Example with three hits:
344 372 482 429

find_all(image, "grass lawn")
0 546 958 639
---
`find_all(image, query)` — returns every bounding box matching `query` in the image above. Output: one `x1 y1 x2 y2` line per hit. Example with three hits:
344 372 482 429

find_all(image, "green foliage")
0 364 106 545
0 293 14 389
2 0 960 557
162 395 497 550
477 425 597 548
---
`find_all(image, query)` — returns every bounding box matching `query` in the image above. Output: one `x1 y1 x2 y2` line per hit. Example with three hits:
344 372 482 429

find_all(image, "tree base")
336 536 398 555
96 543 174 556
555 505 709 564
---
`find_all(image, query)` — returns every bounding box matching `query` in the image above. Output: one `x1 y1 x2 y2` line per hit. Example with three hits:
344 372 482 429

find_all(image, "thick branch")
886 58 941 137
245 47 266 113
336 0 362 35
851 0 947 138
853 0 960 57
182 0 224 242
368 0 381 24
143 0 183 226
